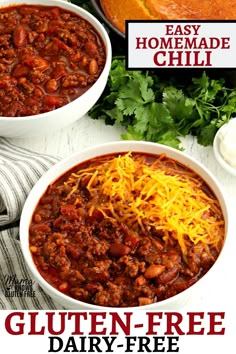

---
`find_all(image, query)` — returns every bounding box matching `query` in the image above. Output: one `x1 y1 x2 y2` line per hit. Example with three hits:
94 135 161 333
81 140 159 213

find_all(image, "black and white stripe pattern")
0 138 63 309
0 138 58 226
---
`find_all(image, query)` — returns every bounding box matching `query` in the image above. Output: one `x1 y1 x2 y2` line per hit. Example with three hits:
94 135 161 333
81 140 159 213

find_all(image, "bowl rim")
0 0 112 122
213 120 236 176
20 140 230 309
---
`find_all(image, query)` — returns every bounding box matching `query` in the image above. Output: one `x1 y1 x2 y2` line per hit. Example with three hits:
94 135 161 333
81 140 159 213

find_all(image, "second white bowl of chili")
20 140 230 310
0 0 112 137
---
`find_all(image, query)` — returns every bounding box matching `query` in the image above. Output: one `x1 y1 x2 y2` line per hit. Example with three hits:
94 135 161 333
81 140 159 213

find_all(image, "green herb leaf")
197 124 218 146
89 58 236 150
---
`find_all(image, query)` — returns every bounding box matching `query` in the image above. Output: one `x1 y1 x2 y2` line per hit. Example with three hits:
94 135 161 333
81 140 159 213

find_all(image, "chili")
29 152 225 307
0 5 106 117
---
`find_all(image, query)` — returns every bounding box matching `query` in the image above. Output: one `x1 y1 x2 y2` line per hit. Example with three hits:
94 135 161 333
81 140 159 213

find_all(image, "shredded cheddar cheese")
64 152 225 256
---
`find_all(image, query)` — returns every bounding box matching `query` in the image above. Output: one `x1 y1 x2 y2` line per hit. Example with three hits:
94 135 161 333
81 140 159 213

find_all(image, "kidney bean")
124 233 139 249
156 266 179 286
13 25 27 47
144 264 165 279
45 79 58 93
12 64 30 78
40 195 54 205
84 41 98 57
109 243 131 257
79 55 89 68
88 59 98 75
30 223 51 234
34 86 44 97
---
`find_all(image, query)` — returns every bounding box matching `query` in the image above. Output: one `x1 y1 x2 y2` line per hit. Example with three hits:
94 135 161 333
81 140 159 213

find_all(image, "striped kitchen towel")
0 138 64 309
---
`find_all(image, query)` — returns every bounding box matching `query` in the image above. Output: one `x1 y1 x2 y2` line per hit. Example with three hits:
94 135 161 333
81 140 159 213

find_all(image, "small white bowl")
20 141 230 310
213 119 236 176
0 0 112 138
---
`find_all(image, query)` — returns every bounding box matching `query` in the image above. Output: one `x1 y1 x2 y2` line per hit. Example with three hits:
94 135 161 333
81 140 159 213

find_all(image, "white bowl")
213 119 236 176
20 141 230 310
0 0 112 137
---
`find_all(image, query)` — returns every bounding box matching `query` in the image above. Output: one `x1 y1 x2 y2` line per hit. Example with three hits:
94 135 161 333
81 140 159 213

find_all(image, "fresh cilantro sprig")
89 58 236 150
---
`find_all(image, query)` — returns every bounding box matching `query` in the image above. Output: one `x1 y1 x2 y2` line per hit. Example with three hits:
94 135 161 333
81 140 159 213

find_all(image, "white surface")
8 114 236 350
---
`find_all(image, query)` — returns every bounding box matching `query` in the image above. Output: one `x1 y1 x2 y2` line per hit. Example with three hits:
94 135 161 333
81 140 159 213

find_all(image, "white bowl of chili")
20 141 230 310
0 0 112 137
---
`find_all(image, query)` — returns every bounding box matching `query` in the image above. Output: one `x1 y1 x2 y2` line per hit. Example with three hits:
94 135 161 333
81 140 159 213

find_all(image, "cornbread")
100 0 236 33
